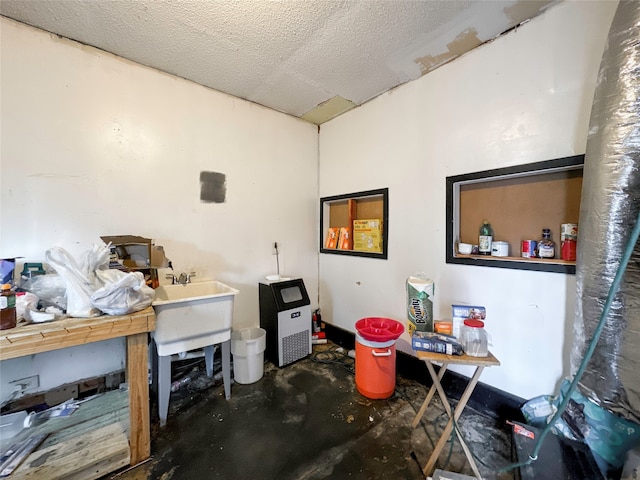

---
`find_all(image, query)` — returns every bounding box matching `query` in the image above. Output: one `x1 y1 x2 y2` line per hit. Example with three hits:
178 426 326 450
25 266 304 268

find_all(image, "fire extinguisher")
312 309 322 333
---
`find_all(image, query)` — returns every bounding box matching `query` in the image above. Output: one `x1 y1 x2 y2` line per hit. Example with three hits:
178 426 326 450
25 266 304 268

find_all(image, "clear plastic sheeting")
572 1 640 424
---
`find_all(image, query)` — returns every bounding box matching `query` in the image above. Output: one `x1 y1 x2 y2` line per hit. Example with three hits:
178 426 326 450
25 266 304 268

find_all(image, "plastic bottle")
461 319 488 357
1 284 17 330
478 220 493 256
537 228 556 259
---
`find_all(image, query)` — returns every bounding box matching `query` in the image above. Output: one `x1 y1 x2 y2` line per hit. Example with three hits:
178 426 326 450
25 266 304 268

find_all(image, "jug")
461 319 488 357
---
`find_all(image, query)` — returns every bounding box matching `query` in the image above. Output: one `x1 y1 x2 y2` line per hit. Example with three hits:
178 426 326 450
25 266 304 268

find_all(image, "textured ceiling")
0 0 557 124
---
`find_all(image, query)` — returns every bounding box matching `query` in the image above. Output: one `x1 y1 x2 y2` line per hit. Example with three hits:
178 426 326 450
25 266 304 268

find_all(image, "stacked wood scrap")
2 389 130 480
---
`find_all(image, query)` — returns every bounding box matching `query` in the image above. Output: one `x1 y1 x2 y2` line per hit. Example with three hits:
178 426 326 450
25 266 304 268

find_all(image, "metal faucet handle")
186 272 196 282
165 273 178 284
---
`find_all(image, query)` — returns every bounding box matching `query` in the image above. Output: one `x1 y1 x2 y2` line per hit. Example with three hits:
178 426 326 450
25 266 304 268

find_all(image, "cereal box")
451 304 486 339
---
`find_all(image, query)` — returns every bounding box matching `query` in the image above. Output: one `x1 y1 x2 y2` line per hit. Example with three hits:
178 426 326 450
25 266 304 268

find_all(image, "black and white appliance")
259 278 311 367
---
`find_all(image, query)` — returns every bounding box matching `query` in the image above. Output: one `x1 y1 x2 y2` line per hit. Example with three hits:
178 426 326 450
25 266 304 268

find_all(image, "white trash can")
231 327 266 384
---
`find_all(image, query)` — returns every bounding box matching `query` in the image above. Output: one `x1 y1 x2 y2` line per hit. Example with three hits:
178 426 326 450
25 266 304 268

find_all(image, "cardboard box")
451 304 486 339
337 227 352 250
325 228 340 249
353 219 383 253
411 331 464 355
100 236 169 269
0 258 17 286
150 245 169 268
434 320 453 336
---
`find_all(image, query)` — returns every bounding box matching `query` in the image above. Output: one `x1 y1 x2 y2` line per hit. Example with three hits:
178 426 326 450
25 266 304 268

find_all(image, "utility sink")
151 280 239 356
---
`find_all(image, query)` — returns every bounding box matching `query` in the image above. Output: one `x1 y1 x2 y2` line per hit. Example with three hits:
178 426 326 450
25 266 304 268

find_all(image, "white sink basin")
151 280 239 356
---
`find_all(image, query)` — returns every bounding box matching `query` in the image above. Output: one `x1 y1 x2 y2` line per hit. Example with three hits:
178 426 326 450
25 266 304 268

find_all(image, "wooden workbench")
0 307 156 472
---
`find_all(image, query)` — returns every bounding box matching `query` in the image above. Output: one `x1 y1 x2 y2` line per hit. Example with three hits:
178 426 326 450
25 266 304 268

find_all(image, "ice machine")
259 278 311 367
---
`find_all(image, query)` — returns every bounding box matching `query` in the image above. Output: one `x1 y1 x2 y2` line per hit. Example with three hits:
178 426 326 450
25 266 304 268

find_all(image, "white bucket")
231 327 266 384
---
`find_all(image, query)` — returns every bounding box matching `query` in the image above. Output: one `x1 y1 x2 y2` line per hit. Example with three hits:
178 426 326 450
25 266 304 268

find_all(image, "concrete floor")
108 345 514 480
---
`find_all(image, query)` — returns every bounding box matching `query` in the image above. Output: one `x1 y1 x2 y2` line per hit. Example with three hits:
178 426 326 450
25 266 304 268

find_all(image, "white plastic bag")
91 270 155 316
15 292 38 321
45 244 155 317
45 246 106 318
25 274 67 311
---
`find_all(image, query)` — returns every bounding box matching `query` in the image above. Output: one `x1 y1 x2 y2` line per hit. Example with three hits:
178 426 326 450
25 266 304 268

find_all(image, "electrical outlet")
9 375 39 393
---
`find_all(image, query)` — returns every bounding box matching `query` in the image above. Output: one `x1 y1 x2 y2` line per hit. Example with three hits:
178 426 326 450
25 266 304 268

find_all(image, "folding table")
411 350 500 479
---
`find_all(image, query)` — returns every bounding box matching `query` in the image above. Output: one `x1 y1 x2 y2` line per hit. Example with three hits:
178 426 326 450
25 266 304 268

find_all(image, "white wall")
0 1 620 403
318 1 617 400
0 18 318 394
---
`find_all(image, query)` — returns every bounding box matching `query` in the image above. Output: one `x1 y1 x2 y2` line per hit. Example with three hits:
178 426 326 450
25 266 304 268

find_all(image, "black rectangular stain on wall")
200 171 226 203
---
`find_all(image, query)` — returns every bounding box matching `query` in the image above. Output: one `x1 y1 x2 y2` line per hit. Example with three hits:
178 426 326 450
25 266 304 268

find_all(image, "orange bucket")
355 332 397 399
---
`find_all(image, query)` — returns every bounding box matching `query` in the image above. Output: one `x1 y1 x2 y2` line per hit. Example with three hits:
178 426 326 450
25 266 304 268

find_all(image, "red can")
561 238 577 261
521 240 537 258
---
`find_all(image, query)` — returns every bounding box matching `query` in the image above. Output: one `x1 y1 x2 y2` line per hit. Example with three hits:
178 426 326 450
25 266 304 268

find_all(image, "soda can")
560 224 578 261
561 238 577 261
521 240 537 258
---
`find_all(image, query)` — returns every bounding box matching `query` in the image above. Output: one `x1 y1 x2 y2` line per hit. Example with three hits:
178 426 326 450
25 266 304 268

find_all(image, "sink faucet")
166 272 196 285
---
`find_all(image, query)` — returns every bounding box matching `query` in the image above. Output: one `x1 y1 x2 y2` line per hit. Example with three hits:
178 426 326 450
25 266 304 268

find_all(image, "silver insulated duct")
572 1 640 424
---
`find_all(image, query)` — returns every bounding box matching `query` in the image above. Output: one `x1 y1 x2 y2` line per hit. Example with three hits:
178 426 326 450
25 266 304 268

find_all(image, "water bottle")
478 221 493 256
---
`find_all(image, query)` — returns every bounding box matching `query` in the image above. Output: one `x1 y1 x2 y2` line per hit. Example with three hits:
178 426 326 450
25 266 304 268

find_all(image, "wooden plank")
416 350 500 367
63 451 130 480
1 391 130 480
0 308 155 361
127 332 151 465
2 308 153 341
347 198 357 227
9 422 130 480
0 390 128 453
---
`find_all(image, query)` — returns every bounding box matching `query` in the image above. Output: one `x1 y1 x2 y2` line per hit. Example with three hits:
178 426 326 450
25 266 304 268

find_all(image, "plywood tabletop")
0 307 156 361
415 349 500 367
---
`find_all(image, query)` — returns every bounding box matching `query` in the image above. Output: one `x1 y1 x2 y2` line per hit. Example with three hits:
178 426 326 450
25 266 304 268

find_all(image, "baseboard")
324 322 525 424
324 322 356 350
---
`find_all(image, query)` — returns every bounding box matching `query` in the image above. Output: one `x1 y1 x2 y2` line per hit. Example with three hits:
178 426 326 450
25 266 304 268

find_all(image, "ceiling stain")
1 1 559 124
301 96 356 125
414 28 482 75
503 0 555 25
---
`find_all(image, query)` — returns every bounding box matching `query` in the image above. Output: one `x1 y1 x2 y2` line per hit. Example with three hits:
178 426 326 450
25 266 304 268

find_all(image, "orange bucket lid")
355 317 404 342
